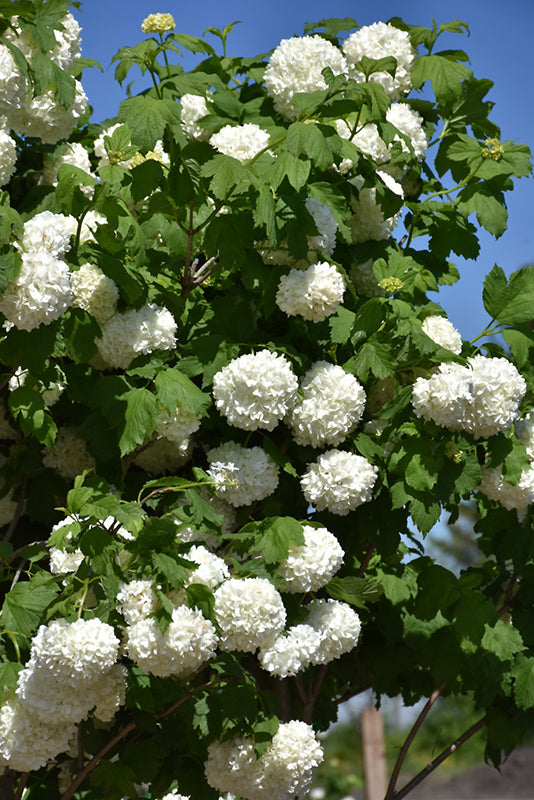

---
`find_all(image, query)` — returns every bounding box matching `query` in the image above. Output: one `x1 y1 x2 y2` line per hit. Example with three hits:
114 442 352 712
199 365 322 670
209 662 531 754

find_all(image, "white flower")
305 198 338 258
0 250 72 331
0 123 16 186
265 35 348 120
213 577 286 652
125 605 218 678
336 119 390 168
306 599 362 663
9 80 88 144
207 442 279 507
156 405 201 444
94 123 132 168
117 579 158 625
479 466 534 520
96 304 177 369
211 123 270 163
213 350 298 431
9 366 64 406
186 545 230 589
0 45 28 117
42 142 95 198
18 210 74 257
301 449 378 515
287 361 366 447
71 263 119 323
279 525 344 592
91 663 127 722
259 624 322 677
51 13 82 71
421 315 462 354
49 546 84 575
387 103 428 162
133 436 193 475
181 94 211 140
205 721 323 800
276 262 345 322
412 356 526 439
142 13 176 34
42 427 94 481
342 22 416 100
348 172 403 242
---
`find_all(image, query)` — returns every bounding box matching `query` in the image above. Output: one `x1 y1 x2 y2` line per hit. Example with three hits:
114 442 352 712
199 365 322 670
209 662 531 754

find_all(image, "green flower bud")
445 441 464 464
378 276 404 294
481 138 504 161
141 13 176 34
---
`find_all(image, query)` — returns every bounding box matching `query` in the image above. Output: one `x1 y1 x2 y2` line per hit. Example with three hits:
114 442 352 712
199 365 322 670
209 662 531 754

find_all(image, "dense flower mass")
213 350 298 431
213 577 286 652
0 250 72 331
210 123 270 163
421 315 463 354
412 356 526 439
276 262 345 322
342 22 417 100
71 263 119 323
9 80 88 144
42 142 95 197
278 525 344 592
348 172 403 242
96 304 177 369
133 436 193 475
478 466 534 519
0 122 16 186
205 720 323 800
287 361 366 447
141 13 176 34
207 442 280 506
259 624 322 677
264 35 347 120
180 93 211 140
305 198 338 258
306 599 362 663
156 405 201 444
301 449 379 515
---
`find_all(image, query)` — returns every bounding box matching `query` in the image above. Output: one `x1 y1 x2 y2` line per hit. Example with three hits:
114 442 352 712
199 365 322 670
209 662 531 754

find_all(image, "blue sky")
76 0 533 341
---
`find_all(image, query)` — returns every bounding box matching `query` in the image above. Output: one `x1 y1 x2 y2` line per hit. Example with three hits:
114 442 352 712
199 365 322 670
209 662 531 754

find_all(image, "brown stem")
392 717 486 800
357 546 375 578
14 772 28 800
337 684 372 705
3 479 27 544
385 682 446 800
77 722 84 773
5 541 47 564
499 571 518 616
9 562 24 591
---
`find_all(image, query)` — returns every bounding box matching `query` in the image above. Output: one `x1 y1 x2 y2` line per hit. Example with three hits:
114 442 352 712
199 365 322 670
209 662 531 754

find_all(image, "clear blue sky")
76 0 534 341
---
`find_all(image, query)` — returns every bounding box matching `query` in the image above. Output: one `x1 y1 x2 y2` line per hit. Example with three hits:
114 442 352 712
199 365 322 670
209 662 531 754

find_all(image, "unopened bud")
481 138 504 161
378 276 404 294
445 441 464 464
141 13 176 34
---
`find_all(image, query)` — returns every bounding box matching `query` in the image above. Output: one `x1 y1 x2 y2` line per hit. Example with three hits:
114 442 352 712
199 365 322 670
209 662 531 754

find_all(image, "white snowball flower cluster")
18 210 74 256
264 35 348 120
180 94 211 140
49 545 84 575
0 43 28 117
348 172 403 242
259 599 361 677
117 579 159 625
207 441 279 506
133 436 193 475
301 449 378 515
276 262 345 322
9 80 88 144
336 119 390 169
515 412 534 461
478 466 534 520
387 103 428 162
342 22 417 100
211 123 270 163
51 12 82 71
160 792 190 800
287 361 366 447
42 142 96 198
305 198 338 258
186 545 230 589
156 405 201 444
421 315 462 354
141 12 176 34
9 365 65 406
42 427 95 481
278 525 344 592
125 604 218 678
412 356 526 439
213 350 298 431
71 263 119 323
96 304 177 369
0 120 16 187
213 577 286 652
0 250 72 331
205 720 324 800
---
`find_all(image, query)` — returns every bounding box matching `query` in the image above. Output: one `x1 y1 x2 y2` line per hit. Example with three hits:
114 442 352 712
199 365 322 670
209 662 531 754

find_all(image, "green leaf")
348 338 394 381
329 307 356 345
512 655 534 710
257 517 305 564
200 154 251 198
380 573 413 604
487 434 530 485
481 620 524 661
286 122 332 170
1 573 59 639
411 54 471 105
62 308 99 363
8 387 57 446
152 551 192 590
155 369 211 416
503 327 534 368
0 662 23 701
326 576 383 608
457 183 507 237
118 96 183 151
265 151 310 191
118 388 159 456
170 33 216 57
31 51 76 108
482 264 534 325
303 18 359 37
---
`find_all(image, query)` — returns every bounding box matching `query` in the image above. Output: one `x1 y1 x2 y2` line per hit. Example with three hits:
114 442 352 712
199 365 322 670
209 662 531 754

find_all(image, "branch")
3 479 27 544
392 717 487 800
385 682 446 800
357 546 375 578
499 571 518 616
14 772 28 800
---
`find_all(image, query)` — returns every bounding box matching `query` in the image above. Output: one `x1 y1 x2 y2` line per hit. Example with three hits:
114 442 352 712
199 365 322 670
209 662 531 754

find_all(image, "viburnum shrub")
0 4 533 799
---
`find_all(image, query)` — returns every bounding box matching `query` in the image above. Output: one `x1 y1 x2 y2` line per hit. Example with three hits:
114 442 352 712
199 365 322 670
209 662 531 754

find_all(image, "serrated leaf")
326 576 383 608
265 151 310 191
200 153 251 198
481 619 524 661
512 655 534 709
155 368 211 416
118 388 158 456
329 307 356 345
118 95 183 151
457 183 507 237
411 54 471 105
257 517 304 564
1 573 59 639
380 573 412 604
482 264 534 325
286 122 332 170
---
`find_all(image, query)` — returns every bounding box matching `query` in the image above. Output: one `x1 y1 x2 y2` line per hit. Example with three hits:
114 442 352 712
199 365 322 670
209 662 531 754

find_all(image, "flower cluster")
276 262 345 322
287 361 366 447
0 119 16 187
213 350 298 431
71 263 119 323
213 577 286 652
342 22 417 100
42 142 95 197
264 35 347 120
478 465 534 520
156 405 201 444
42 427 95 482
134 436 193 475
412 356 526 439
180 94 211 140
278 525 344 592
301 449 378 515
421 315 463 354
96 304 177 369
205 720 324 800
305 198 338 258
211 123 270 163
348 172 403 242
141 13 176 34
207 442 280 506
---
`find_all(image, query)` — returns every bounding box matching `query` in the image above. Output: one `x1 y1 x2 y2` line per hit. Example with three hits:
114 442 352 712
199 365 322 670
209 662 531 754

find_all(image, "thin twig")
10 562 24 591
385 682 446 800
3 478 27 544
357 546 375 578
5 541 47 564
336 684 372 705
392 717 486 800
77 723 84 772
14 772 29 800
499 571 518 616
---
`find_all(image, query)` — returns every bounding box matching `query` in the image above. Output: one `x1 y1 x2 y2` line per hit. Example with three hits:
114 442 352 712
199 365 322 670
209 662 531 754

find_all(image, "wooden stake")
362 708 387 800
